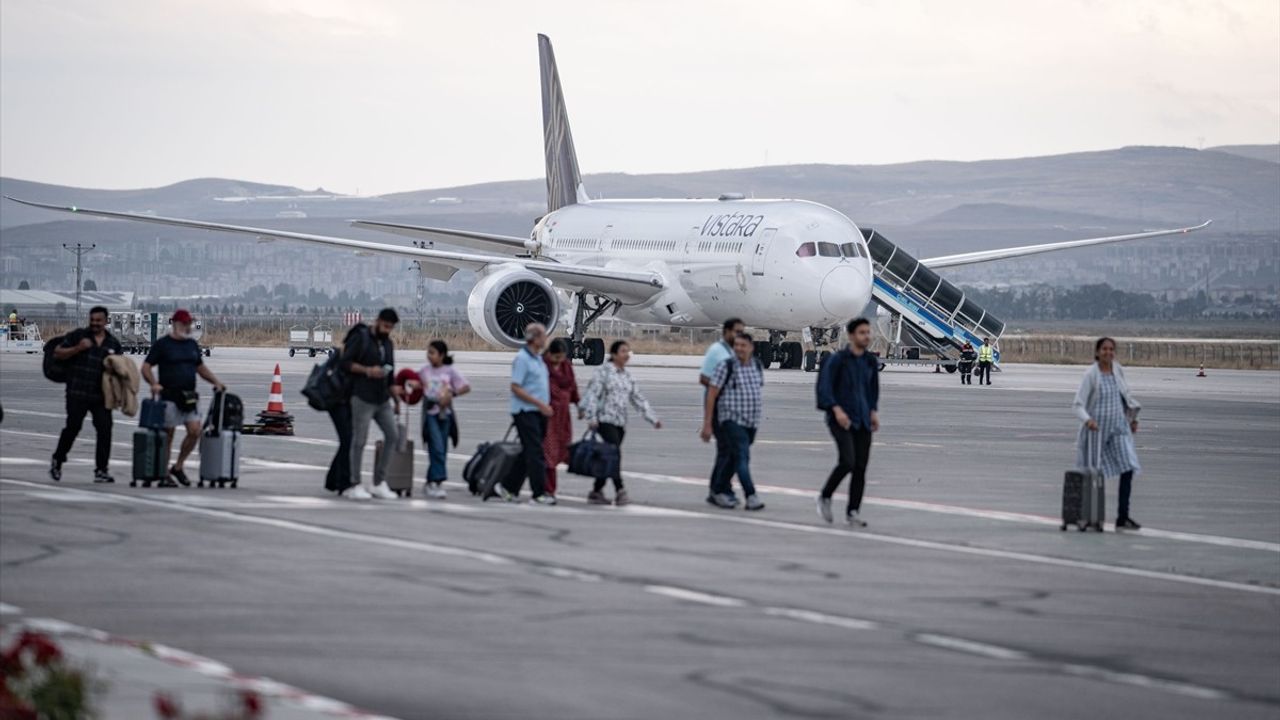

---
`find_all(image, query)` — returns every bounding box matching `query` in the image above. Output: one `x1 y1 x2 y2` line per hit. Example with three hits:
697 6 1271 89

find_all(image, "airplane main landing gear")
756 331 809 370
566 291 617 366
802 327 839 372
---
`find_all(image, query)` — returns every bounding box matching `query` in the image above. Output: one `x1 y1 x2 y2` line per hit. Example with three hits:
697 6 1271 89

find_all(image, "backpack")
814 350 850 411
301 350 348 411
42 334 70 383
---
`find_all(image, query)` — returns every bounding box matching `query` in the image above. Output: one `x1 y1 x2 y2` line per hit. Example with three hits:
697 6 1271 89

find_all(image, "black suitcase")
131 428 167 487
1062 430 1105 532
465 426 524 499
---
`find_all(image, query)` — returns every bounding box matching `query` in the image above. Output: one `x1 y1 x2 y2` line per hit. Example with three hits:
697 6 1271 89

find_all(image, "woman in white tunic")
1072 337 1143 530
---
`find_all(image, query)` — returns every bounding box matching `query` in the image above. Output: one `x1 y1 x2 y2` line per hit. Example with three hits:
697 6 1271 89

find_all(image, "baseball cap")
171 309 194 324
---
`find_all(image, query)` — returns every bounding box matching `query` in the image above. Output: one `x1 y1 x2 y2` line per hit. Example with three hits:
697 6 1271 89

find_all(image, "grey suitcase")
1061 430 1104 532
374 407 415 497
199 392 240 488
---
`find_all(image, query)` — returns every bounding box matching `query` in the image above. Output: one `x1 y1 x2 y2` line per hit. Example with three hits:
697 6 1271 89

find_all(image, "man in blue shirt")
815 317 880 527
498 322 556 505
699 317 744 509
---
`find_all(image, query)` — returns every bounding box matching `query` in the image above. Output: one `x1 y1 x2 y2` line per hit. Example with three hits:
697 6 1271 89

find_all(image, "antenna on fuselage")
538 34 587 213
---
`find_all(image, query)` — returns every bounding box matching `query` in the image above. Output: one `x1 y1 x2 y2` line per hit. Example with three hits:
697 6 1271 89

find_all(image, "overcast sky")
1 0 1277 196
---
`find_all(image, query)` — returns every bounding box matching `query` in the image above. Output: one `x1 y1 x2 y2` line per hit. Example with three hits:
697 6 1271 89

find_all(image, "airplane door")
751 228 776 276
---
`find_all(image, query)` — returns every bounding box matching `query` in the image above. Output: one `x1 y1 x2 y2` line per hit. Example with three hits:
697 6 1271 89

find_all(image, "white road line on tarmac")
4 477 1277 598
915 633 1030 661
643 585 748 607
8 616 403 719
0 479 1247 703
6 424 1276 554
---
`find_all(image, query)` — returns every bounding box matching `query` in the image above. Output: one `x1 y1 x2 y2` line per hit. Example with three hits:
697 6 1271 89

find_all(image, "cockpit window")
817 242 841 257
840 242 868 258
795 242 816 258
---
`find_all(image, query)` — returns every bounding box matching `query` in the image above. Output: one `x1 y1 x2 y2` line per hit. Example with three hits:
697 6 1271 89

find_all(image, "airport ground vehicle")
0 322 43 354
287 324 336 358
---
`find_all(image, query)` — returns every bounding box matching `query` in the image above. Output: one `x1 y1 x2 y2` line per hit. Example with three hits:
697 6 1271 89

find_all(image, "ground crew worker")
7 309 17 335
976 338 995 386
958 342 977 385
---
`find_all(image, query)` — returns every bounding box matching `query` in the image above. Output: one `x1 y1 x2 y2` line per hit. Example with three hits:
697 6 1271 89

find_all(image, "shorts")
163 400 201 429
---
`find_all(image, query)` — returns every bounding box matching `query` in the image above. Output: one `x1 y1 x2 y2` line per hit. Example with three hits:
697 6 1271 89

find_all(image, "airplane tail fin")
539 34 586 213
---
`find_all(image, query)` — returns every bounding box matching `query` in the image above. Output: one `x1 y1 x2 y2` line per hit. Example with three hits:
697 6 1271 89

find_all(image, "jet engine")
466 266 561 348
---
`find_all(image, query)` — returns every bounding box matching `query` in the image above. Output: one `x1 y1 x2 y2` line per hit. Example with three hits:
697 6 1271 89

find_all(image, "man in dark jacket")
340 308 402 500
815 317 880 527
50 306 124 483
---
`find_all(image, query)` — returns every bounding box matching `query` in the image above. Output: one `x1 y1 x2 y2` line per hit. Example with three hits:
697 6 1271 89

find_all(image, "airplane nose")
820 263 872 316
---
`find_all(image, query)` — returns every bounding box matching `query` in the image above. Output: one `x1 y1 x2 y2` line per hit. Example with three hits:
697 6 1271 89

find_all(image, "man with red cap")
141 309 225 486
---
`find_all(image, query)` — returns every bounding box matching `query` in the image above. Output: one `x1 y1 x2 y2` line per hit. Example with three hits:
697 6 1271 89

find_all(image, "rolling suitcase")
131 428 167 487
1061 430 1105 532
138 396 167 430
466 425 525 499
374 405 414 497
199 391 241 488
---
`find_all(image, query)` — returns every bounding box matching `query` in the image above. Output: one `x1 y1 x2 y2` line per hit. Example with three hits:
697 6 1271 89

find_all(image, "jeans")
512 411 548 497
423 412 451 482
592 423 626 492
53 395 113 471
709 421 734 497
821 424 873 514
350 397 397 491
1118 470 1134 519
325 403 353 492
721 421 757 497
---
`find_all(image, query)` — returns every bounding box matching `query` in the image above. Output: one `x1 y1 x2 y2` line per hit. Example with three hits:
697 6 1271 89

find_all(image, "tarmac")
1 347 1277 720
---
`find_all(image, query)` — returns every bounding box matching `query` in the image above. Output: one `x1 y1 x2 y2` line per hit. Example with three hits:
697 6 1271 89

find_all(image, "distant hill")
1207 144 1280 164
3 145 1278 232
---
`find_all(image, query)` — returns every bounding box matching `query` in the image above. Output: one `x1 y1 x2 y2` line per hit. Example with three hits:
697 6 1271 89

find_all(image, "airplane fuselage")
536 198 874 331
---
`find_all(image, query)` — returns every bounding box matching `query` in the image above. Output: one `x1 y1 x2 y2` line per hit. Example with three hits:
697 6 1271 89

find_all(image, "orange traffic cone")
243 364 294 436
267 364 286 413
1196 363 1206 378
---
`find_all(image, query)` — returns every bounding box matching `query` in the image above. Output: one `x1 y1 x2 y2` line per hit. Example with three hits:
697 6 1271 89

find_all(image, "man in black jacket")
50 306 124 483
341 308 403 500
814 317 881 527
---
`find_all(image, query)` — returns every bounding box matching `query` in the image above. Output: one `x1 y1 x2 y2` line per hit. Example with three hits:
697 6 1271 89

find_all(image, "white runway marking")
643 585 748 607
915 633 1030 661
762 607 880 631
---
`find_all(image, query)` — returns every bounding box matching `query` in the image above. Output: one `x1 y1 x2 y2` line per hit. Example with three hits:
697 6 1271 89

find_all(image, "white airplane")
7 35 1209 368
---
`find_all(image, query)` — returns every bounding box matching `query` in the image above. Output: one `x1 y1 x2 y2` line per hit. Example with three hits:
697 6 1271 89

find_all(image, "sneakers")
744 494 765 511
425 482 447 500
614 489 631 506
346 485 373 500
168 467 192 487
846 510 867 527
530 494 558 506
93 469 115 484
707 493 737 509
1115 516 1142 531
587 490 610 505
371 483 399 500
49 459 62 482
486 485 515 503
816 496 833 524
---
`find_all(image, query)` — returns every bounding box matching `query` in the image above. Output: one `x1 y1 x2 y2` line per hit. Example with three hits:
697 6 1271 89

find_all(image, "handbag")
567 431 621 479
301 352 348 411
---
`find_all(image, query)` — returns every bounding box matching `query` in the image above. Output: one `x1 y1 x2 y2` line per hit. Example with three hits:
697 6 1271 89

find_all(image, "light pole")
62 243 96 317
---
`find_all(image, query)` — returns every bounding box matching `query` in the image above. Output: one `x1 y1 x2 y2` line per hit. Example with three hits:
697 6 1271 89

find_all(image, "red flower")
240 690 263 717
153 692 181 719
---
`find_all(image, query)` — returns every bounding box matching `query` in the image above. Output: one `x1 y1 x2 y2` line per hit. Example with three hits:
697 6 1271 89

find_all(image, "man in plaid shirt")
700 332 766 511
50 306 123 483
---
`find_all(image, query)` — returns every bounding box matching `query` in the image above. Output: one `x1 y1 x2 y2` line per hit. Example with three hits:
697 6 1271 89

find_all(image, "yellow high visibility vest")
978 345 994 363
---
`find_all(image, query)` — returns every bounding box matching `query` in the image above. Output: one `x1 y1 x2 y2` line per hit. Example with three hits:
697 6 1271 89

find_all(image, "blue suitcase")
138 398 166 430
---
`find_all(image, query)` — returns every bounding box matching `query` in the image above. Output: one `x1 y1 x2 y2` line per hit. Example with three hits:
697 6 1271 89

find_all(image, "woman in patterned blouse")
581 340 663 506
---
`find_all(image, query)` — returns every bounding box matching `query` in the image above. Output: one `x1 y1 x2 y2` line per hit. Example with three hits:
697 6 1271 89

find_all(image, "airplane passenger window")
818 242 841 257
796 242 817 257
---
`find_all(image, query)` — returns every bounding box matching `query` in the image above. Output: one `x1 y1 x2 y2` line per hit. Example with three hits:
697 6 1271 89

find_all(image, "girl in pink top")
416 340 470 499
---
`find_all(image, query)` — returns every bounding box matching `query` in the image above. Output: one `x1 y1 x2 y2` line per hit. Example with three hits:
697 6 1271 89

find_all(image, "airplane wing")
920 221 1212 269
350 219 530 254
4 198 664 303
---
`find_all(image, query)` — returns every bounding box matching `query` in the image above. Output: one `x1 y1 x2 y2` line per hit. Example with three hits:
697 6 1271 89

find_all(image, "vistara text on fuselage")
535 198 873 329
